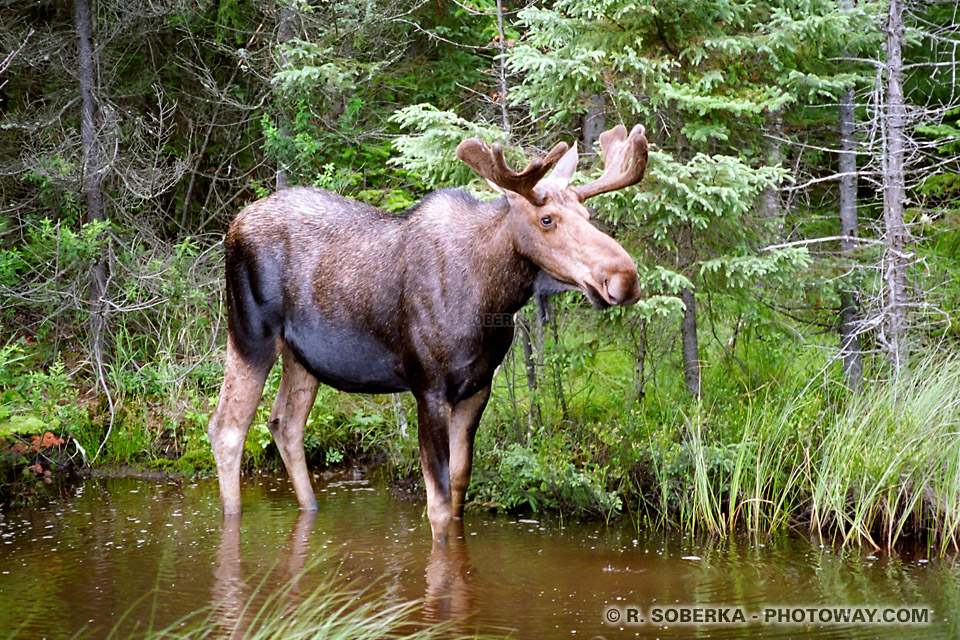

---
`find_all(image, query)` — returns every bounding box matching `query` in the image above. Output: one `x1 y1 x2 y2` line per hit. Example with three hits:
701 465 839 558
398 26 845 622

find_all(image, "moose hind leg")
208 335 278 514
268 346 320 511
449 386 491 519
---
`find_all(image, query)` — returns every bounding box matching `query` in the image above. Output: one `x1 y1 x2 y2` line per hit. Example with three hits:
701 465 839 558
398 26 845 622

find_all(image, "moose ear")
542 141 579 189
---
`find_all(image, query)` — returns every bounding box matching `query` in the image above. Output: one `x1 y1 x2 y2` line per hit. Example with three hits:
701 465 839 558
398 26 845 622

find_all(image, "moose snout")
603 270 642 305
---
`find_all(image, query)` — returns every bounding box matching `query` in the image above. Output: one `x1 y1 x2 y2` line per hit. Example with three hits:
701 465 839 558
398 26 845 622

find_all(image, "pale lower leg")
449 386 490 519
208 337 275 514
268 347 320 511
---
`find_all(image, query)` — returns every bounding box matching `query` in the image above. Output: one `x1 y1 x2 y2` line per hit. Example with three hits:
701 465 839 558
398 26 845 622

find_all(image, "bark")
680 287 701 399
517 313 540 434
678 220 701 399
74 0 110 373
550 309 569 422
276 3 297 190
838 38 864 389
633 318 648 401
581 94 606 154
495 0 510 134
883 0 909 374
760 108 783 223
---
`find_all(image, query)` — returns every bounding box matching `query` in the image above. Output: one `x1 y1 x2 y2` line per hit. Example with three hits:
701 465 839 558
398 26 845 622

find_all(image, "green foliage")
389 104 508 189
1 0 958 553
470 442 622 517
0 217 110 337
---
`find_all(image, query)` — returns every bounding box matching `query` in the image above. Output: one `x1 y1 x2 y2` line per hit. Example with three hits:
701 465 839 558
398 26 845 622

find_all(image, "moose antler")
456 138 569 205
573 124 648 201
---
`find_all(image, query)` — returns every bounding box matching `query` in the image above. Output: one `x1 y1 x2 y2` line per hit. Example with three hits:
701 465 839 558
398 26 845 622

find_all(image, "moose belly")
283 319 408 394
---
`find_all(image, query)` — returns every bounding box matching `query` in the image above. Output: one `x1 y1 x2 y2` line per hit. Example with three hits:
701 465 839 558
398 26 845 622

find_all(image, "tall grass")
92 560 473 640
724 396 808 536
639 354 960 550
810 357 960 552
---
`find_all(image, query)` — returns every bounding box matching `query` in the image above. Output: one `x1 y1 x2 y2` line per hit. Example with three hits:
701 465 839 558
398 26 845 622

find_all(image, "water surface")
0 470 956 639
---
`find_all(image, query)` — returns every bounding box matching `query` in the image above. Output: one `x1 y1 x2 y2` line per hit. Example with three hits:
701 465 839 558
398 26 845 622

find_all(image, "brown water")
0 470 957 639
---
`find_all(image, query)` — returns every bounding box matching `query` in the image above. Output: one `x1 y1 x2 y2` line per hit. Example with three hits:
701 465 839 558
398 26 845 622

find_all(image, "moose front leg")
416 392 454 543
449 386 491 519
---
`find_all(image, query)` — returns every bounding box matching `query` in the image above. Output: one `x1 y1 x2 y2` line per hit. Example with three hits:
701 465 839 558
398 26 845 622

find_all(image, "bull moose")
207 124 648 542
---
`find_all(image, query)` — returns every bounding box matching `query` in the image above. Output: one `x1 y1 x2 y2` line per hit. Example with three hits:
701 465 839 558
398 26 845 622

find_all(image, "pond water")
0 469 957 639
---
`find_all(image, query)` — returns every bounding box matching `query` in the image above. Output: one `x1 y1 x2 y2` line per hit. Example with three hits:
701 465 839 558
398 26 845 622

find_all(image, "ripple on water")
0 473 956 639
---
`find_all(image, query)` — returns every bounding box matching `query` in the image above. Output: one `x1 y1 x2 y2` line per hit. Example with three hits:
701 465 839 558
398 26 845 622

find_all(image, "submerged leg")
416 392 453 543
267 346 320 511
207 335 277 514
449 386 490 519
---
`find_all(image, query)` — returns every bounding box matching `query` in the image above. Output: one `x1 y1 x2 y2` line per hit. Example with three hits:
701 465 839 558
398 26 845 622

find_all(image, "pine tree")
504 0 873 397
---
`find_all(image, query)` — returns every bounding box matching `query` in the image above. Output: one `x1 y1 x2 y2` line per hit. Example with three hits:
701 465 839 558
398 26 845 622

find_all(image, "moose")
207 124 648 542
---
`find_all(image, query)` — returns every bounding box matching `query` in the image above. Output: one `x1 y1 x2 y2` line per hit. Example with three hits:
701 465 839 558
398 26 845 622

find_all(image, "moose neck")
409 189 539 318
471 197 540 314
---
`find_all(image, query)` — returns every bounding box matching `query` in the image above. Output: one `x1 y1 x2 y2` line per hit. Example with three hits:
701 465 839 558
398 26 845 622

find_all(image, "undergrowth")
2 223 960 551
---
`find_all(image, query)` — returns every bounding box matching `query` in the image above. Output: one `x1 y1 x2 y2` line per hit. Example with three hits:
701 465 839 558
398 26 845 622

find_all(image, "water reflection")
212 507 477 634
1 474 958 639
211 513 245 638
211 510 319 638
424 519 473 623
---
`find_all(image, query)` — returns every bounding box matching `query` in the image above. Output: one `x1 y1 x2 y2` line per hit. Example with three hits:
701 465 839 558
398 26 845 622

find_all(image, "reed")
810 356 960 552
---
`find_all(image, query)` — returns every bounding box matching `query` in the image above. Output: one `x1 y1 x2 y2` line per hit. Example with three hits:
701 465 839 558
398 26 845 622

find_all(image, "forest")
0 0 958 551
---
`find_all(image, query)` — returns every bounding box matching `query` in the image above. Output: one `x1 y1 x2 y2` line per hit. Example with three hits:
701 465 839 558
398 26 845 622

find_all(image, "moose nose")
605 271 642 306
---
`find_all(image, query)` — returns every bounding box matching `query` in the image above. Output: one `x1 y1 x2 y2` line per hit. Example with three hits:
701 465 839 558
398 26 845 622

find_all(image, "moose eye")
539 215 554 228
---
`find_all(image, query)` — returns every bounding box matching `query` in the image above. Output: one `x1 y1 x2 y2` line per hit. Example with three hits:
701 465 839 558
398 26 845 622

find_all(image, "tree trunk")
678 220 701 399
882 0 909 374
582 94 606 154
760 108 783 224
838 21 864 389
680 287 701 399
74 0 110 375
495 0 510 134
517 313 540 435
276 3 297 190
549 307 569 422
633 318 648 401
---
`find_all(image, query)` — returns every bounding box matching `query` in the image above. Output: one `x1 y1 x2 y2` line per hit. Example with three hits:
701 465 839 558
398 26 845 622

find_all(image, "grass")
39 557 477 640
810 357 960 552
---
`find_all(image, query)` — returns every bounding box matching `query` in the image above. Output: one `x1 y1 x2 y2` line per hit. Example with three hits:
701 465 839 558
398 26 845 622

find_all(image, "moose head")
456 124 646 310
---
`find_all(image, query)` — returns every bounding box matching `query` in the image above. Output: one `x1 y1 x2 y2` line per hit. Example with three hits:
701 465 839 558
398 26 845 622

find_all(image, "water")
0 470 957 639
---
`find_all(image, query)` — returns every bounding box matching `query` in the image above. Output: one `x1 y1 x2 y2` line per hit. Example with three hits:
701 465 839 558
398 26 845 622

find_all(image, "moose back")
207 125 648 542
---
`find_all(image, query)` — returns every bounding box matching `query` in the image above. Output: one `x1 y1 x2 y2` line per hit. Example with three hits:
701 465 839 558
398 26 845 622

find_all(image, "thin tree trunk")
518 313 540 435
838 10 864 389
495 0 510 134
74 0 110 375
550 307 569 421
276 3 297 190
582 94 606 154
678 220 701 399
633 318 648 401
680 287 701 399
760 108 783 224
883 0 909 374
